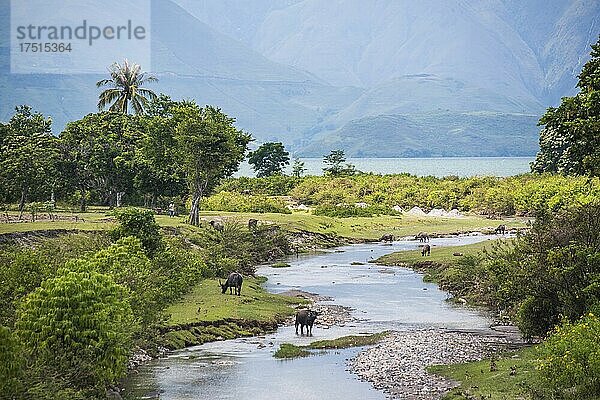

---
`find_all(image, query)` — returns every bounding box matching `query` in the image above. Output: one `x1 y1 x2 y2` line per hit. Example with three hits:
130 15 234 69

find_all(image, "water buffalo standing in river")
416 232 429 242
495 224 506 235
421 244 431 256
295 309 318 336
220 272 243 296
380 233 394 242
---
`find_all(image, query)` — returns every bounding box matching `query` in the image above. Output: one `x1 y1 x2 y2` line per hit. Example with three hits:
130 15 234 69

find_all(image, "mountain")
1 0 599 157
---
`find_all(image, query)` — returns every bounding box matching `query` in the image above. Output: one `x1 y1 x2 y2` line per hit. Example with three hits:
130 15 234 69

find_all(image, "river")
124 235 500 400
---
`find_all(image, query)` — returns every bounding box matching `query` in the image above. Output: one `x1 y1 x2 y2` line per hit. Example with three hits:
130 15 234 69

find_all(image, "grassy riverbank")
430 346 538 400
161 277 307 349
273 332 390 359
374 239 503 290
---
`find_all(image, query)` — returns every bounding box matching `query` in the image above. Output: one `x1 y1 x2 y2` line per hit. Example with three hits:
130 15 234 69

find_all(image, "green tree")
0 106 59 216
60 112 143 209
97 60 157 114
135 95 187 207
248 142 290 177
175 105 251 226
532 36 600 176
323 149 356 176
16 271 134 393
292 157 307 178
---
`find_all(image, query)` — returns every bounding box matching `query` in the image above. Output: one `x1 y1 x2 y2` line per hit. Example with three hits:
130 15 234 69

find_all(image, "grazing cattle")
416 232 430 242
421 244 431 256
219 272 243 296
209 220 224 231
495 224 507 235
295 309 318 336
248 218 258 230
380 233 394 242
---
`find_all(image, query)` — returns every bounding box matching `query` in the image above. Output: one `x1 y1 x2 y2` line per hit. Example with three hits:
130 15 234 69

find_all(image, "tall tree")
0 106 59 215
532 36 600 176
292 157 307 178
60 112 142 210
96 60 157 114
175 105 251 226
323 149 355 176
248 142 290 177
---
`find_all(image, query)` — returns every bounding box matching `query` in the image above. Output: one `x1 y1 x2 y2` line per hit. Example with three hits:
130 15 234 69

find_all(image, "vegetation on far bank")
273 332 390 359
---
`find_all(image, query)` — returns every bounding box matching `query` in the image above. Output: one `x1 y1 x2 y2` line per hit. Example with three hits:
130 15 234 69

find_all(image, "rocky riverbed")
348 329 517 400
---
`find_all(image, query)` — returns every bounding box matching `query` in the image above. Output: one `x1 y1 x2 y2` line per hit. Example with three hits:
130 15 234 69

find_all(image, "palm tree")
96 60 158 114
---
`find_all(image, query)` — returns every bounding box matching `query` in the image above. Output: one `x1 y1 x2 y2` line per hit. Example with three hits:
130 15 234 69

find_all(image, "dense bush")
287 174 600 216
216 175 300 196
535 313 600 399
0 326 23 396
0 233 109 326
110 207 163 256
313 203 401 217
16 271 134 396
187 220 292 276
201 191 291 214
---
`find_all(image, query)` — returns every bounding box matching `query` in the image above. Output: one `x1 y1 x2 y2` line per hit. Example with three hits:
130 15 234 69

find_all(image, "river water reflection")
124 235 500 400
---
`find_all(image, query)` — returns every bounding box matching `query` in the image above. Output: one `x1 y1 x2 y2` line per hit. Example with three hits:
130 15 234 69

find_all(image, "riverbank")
159 277 308 350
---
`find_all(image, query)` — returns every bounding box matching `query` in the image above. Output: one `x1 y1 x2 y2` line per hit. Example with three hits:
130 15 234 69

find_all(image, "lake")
234 157 534 178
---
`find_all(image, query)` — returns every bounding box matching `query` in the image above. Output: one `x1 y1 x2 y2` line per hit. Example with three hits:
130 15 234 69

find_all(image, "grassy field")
430 346 537 400
374 239 502 266
1 208 526 240
165 276 307 326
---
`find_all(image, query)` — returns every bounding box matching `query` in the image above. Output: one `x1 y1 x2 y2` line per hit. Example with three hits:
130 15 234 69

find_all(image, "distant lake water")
234 157 534 178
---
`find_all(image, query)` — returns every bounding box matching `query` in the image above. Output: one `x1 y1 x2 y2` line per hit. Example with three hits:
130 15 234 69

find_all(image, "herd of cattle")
217 220 510 335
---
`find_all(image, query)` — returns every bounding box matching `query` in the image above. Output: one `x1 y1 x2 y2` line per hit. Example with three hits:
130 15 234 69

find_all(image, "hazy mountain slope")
301 112 540 157
0 0 358 144
1 0 598 157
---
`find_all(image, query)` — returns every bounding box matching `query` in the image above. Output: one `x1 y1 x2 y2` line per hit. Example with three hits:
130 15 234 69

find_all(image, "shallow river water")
124 235 501 400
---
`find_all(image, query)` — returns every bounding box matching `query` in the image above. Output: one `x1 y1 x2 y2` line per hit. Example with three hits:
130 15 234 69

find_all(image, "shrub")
313 204 400 218
110 207 163 256
536 313 600 399
0 326 23 396
16 271 134 393
201 191 291 214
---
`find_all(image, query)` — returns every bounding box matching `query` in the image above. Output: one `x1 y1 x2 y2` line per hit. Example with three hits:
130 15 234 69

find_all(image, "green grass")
165 276 307 326
161 276 308 349
375 239 500 266
274 332 390 359
1 209 525 240
273 343 311 359
429 346 538 400
270 262 291 268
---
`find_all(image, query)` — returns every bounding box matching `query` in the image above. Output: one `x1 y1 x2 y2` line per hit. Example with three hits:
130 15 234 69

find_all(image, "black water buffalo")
219 272 243 296
421 244 431 256
380 233 394 242
295 309 318 336
416 232 430 242
495 224 507 235
248 218 258 230
210 220 224 231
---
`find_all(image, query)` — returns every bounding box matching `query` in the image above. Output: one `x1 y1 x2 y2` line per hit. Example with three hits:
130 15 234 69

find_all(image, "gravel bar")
348 329 514 399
